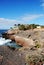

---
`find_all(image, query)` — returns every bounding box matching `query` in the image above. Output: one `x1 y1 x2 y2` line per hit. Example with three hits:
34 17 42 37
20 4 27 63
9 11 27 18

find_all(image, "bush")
35 41 41 48
25 53 44 65
35 43 41 48
18 24 26 30
18 24 37 30
30 24 37 29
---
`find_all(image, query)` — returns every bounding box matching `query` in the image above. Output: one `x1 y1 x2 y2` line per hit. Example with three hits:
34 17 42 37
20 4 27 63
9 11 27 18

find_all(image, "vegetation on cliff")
18 24 38 30
10 24 44 30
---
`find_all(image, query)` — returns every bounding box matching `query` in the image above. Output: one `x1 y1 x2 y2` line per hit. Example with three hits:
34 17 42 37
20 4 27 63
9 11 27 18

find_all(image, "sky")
0 0 44 29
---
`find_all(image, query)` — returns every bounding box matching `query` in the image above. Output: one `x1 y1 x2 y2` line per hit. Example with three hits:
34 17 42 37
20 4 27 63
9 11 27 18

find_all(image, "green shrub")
18 24 26 30
35 43 41 48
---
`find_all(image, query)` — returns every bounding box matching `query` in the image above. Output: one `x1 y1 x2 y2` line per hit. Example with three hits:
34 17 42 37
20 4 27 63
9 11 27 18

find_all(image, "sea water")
0 29 21 48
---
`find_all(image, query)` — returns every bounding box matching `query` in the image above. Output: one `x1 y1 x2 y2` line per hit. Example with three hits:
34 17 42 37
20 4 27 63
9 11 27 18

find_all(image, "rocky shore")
0 29 44 65
2 29 44 48
0 46 44 65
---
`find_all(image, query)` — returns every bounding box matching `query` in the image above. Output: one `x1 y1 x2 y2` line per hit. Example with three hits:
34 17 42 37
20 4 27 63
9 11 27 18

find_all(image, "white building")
37 26 41 29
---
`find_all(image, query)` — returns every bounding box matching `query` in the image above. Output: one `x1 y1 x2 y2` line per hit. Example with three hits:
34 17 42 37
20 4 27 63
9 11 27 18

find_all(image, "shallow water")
0 29 21 48
0 37 21 48
5 42 22 48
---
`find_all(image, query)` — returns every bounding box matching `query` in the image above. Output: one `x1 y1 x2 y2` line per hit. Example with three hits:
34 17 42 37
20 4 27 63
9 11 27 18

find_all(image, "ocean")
0 29 8 34
0 29 21 48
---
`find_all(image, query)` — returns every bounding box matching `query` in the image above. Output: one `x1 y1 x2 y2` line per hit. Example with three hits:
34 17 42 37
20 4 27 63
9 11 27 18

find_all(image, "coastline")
0 29 44 65
2 28 44 48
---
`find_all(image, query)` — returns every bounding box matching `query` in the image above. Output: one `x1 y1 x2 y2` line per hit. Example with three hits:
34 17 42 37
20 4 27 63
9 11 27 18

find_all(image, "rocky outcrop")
7 29 19 34
7 34 34 47
14 36 34 47
2 33 8 38
2 31 35 47
2 29 19 39
2 29 44 47
0 46 44 65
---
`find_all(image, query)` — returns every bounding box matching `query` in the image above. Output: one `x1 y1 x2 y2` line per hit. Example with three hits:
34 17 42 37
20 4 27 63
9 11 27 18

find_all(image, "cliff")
0 46 44 65
2 29 44 48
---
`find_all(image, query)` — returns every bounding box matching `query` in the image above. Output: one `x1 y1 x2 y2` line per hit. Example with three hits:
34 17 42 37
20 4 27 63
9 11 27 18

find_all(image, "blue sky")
0 0 44 29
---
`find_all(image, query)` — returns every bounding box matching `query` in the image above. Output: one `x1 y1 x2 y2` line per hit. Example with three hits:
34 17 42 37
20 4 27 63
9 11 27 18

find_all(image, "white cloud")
0 18 19 29
0 18 5 21
0 14 44 29
0 18 16 22
41 3 44 6
20 14 44 21
40 0 44 2
40 0 44 8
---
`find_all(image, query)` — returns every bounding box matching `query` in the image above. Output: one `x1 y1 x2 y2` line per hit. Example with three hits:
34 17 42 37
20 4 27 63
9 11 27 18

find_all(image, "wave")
0 37 11 45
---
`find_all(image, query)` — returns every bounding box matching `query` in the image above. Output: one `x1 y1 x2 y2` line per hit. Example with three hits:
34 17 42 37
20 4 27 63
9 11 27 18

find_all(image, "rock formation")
0 46 44 65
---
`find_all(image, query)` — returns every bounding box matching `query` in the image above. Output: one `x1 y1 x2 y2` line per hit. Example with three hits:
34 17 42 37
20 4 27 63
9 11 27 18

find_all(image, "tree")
14 24 17 26
10 27 13 30
30 24 37 29
18 24 21 26
18 24 26 30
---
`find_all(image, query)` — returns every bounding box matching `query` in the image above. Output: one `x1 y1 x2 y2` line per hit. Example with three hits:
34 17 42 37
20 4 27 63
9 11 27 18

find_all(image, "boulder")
15 36 34 47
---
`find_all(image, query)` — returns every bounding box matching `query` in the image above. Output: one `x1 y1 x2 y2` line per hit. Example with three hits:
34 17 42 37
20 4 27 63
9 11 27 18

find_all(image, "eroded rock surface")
0 46 44 65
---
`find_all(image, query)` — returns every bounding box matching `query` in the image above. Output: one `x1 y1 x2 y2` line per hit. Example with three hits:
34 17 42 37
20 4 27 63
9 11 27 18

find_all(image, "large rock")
0 46 44 65
14 36 34 47
7 29 19 34
9 35 15 41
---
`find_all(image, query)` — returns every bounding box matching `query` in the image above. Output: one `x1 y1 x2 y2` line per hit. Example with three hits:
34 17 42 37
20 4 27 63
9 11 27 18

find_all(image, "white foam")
0 37 11 45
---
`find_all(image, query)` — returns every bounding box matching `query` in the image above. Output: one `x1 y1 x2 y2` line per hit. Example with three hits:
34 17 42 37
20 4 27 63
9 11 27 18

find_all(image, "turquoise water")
5 42 22 48
0 37 21 48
